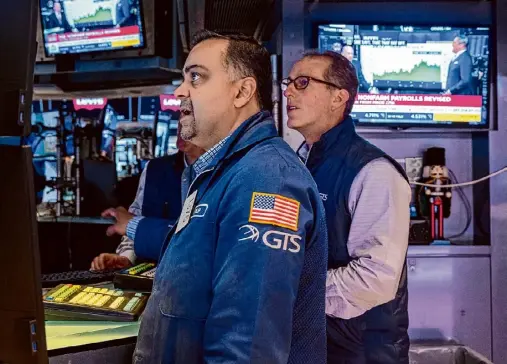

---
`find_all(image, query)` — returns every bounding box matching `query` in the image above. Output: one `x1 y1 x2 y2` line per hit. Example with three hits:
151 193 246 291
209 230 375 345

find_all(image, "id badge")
175 190 197 233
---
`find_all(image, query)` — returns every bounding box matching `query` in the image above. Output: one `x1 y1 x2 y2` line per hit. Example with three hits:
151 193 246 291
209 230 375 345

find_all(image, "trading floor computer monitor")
0 144 48 363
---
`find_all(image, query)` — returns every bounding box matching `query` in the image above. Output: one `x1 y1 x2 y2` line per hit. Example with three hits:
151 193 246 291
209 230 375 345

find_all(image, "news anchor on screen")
46 1 72 33
444 36 474 95
341 45 372 93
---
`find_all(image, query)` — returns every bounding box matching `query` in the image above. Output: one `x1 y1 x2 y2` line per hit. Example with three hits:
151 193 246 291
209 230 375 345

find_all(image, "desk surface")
44 245 490 352
46 320 140 351
407 245 490 257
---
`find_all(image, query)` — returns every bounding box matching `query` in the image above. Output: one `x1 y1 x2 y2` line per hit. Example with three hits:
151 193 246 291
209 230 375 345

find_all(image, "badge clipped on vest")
176 190 197 233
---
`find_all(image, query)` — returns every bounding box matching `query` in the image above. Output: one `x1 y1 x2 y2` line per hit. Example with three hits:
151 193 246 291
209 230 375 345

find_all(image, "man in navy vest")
90 127 204 270
283 51 411 363
132 30 327 363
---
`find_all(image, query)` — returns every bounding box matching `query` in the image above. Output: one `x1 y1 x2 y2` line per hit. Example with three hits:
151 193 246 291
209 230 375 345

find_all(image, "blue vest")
303 117 410 364
142 151 185 222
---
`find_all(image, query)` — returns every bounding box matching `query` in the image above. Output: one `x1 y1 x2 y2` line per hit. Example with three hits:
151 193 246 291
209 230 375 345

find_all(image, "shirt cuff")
118 249 137 264
126 216 144 241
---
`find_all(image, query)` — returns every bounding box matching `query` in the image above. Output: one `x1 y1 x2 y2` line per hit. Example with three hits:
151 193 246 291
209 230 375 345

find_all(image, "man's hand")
102 206 134 237
91 253 132 271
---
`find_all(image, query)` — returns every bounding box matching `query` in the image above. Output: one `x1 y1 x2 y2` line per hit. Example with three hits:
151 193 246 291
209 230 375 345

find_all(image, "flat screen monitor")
32 100 43 114
317 24 491 128
40 0 145 56
107 98 131 122
155 111 179 157
138 96 160 122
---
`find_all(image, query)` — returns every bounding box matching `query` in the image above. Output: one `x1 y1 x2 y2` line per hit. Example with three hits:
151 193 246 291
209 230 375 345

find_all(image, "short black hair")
191 29 273 111
303 50 359 118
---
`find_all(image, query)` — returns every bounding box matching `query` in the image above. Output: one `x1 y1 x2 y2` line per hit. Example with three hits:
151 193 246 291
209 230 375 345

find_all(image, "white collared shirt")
452 49 466 61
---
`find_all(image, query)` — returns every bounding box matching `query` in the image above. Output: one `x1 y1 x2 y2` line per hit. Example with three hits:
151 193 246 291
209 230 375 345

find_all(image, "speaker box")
0 0 38 136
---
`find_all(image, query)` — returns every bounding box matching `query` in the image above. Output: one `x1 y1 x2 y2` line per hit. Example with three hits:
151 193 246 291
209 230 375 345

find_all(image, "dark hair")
191 30 273 111
303 50 359 118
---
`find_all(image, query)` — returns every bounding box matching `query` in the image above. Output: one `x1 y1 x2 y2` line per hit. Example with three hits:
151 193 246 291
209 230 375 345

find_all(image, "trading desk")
42 265 154 363
46 318 140 363
42 263 156 363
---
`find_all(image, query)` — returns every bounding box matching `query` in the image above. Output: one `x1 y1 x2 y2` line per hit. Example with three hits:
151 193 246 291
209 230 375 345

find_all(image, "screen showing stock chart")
318 24 491 127
40 0 145 55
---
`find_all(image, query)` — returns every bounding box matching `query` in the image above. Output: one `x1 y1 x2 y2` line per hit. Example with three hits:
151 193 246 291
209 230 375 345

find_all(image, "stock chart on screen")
318 24 491 127
40 0 145 55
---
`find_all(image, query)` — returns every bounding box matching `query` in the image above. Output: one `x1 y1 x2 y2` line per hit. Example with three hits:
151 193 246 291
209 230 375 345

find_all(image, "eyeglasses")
280 76 340 91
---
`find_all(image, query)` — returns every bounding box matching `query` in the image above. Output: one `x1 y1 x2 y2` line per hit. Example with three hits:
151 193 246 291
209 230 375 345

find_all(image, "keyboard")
41 270 117 288
114 263 156 292
43 284 148 321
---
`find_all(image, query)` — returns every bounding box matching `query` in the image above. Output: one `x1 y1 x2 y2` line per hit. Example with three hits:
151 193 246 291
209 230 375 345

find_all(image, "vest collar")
304 116 356 168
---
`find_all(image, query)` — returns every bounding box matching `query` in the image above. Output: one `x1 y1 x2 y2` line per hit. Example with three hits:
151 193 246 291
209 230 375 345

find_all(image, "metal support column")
490 0 507 361
281 0 306 150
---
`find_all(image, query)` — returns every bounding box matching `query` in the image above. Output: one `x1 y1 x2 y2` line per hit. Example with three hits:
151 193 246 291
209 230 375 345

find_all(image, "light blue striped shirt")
121 136 231 262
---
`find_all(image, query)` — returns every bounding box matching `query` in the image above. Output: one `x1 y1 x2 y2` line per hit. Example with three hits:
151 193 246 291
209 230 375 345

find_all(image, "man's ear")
233 77 257 108
331 89 350 112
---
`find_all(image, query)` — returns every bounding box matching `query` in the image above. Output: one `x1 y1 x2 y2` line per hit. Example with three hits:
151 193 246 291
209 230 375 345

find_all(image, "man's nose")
283 85 294 98
174 81 189 99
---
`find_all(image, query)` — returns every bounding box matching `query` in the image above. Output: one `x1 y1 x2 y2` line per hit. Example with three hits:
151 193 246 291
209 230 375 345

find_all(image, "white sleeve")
127 161 149 215
114 162 150 263
325 158 411 319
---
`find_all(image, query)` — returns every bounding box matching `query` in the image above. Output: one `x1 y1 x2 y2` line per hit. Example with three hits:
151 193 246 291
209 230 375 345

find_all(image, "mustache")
180 100 193 115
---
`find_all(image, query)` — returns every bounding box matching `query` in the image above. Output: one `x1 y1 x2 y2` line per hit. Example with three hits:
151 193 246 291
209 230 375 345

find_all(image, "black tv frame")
312 21 493 130
39 0 147 57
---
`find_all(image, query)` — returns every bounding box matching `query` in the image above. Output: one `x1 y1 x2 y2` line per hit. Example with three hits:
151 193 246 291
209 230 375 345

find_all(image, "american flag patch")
249 192 300 231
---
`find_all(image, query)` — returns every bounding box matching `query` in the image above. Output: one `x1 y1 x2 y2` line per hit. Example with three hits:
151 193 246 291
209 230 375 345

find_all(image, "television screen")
32 100 43 114
40 0 145 56
317 24 491 128
138 96 160 122
107 98 131 122
155 111 179 157
155 95 180 156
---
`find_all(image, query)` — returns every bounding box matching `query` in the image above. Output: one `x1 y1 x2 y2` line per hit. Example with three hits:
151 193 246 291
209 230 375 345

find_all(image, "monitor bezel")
313 22 493 129
39 0 147 57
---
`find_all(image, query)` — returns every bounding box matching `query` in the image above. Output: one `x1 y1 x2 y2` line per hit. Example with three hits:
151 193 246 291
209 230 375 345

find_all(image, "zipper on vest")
304 144 313 166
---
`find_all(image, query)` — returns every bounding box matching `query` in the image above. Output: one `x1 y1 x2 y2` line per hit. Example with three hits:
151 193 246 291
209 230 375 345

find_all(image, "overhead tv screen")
40 0 145 56
318 24 491 128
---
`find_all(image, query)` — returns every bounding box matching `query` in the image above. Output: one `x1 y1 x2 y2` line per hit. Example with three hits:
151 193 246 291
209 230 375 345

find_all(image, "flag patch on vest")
248 192 300 231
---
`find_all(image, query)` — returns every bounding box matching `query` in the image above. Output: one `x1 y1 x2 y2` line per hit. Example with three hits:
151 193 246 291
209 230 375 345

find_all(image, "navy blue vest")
304 117 410 364
142 151 185 222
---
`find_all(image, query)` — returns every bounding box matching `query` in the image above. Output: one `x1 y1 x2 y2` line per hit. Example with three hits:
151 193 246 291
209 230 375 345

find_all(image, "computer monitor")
106 97 131 122
317 24 491 128
32 100 43 114
137 96 160 122
154 111 179 157
0 144 48 363
155 95 180 157
39 0 146 56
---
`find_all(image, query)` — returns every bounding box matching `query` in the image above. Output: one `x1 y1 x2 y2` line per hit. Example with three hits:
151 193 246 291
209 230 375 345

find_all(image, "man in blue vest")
90 127 204 270
132 30 328 363
283 51 411 363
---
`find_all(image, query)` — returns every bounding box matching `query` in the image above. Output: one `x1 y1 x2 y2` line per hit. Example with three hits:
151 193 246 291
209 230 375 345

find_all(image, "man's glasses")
280 76 340 91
